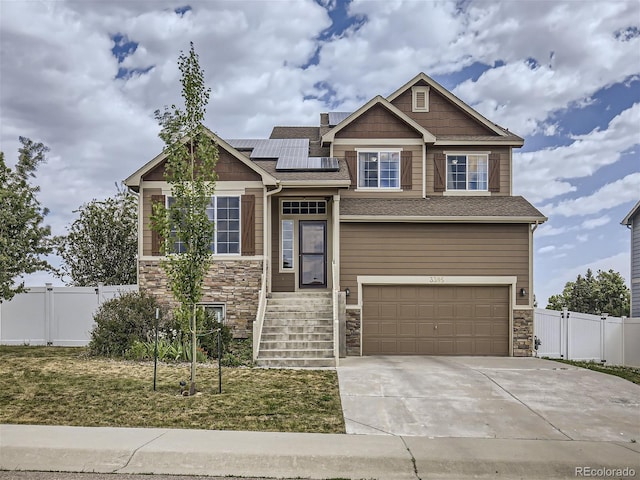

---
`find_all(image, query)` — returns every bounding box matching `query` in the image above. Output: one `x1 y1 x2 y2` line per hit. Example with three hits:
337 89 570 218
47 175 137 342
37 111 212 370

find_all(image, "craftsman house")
125 72 546 367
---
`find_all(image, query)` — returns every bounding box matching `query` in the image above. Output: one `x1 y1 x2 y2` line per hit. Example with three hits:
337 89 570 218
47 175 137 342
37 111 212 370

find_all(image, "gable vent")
412 86 429 112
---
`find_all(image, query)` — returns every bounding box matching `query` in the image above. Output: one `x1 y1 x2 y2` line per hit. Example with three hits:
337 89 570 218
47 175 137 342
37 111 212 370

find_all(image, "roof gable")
124 127 277 188
387 73 521 140
622 200 640 225
321 96 436 144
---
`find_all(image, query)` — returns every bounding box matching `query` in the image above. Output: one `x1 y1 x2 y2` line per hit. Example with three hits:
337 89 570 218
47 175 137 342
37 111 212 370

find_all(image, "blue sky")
1 0 638 306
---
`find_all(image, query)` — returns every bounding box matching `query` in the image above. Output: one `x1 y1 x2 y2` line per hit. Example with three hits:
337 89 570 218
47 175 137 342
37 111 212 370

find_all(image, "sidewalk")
2 424 639 479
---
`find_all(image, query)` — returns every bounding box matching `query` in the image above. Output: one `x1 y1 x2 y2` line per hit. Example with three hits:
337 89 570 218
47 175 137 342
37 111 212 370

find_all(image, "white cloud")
581 216 611 230
542 173 640 217
514 103 640 203
576 234 589 243
536 224 570 238
539 245 556 254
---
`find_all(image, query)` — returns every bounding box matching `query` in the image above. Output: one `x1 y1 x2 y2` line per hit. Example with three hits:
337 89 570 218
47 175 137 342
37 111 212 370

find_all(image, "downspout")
422 143 427 199
264 183 283 288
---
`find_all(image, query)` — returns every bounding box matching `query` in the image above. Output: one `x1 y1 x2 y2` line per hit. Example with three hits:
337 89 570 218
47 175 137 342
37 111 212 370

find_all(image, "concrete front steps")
256 291 335 368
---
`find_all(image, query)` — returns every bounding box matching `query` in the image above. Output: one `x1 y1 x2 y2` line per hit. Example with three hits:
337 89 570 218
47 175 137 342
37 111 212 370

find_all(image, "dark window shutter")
489 153 500 192
241 194 256 256
401 151 412 190
434 153 446 192
345 151 357 187
151 195 165 256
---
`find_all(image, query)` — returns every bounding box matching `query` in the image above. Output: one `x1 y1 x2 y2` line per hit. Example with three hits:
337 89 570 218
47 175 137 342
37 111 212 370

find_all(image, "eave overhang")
124 127 278 190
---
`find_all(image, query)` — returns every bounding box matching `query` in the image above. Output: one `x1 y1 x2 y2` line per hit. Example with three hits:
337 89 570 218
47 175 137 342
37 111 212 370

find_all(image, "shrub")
197 309 232 359
88 291 170 357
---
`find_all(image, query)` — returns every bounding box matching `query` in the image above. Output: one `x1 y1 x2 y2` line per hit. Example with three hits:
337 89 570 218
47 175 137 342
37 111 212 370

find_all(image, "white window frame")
198 303 226 324
281 219 294 272
412 86 430 112
445 153 489 192
356 149 402 190
167 195 242 256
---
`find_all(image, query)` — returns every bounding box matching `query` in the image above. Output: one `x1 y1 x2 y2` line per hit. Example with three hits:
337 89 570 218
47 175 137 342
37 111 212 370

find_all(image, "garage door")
362 285 509 356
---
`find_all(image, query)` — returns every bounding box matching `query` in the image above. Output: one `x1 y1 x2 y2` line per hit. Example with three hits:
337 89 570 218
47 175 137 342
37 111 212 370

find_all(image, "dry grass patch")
0 346 345 433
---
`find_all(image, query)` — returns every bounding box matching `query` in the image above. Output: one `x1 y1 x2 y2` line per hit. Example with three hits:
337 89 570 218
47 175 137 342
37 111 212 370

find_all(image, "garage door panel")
362 285 509 356
398 322 416 336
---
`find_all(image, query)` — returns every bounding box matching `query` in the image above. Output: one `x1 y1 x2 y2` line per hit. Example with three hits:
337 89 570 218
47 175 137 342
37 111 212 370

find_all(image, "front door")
299 220 327 288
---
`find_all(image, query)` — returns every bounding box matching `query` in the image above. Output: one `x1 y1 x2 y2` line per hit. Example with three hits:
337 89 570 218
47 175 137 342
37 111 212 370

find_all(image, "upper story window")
447 154 488 191
412 86 430 112
358 150 400 189
168 196 240 254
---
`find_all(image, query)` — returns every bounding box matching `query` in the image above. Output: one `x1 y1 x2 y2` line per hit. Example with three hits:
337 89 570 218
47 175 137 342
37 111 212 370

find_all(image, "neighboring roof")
340 196 547 222
386 72 523 142
254 159 351 186
124 127 277 189
321 96 437 144
622 200 640 225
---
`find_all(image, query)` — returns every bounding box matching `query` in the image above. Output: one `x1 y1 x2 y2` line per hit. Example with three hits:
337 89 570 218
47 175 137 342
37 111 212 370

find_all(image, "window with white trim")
446 154 488 191
168 196 240 254
412 86 429 112
358 150 400 189
199 303 226 324
281 219 294 270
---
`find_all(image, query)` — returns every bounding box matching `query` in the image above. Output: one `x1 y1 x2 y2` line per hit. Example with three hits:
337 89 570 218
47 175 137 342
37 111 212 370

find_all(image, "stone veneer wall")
139 259 263 339
512 309 533 357
346 308 361 356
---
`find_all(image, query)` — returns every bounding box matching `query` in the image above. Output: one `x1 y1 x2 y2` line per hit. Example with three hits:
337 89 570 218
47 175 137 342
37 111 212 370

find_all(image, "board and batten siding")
141 185 264 257
333 144 423 198
340 222 530 306
632 215 640 317
425 146 511 196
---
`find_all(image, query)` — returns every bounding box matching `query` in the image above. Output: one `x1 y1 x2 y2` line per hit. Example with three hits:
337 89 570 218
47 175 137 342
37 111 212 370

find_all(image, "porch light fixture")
520 288 527 297
345 288 350 297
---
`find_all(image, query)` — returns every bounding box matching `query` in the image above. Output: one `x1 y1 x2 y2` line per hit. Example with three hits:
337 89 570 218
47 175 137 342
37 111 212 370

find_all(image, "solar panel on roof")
328 112 351 126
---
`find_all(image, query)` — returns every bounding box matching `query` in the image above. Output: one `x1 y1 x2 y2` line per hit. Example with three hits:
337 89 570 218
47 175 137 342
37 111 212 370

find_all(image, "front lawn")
550 358 640 384
0 346 345 433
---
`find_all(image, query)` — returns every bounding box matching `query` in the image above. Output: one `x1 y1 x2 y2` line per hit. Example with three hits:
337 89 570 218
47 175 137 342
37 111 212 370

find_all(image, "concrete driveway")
337 356 640 442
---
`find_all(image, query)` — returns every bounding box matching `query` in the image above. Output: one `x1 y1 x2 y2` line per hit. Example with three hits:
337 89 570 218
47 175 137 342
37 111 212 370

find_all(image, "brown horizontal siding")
340 223 529 306
142 187 162 256
245 188 264 256
271 201 295 292
426 146 511 196
390 84 496 136
143 148 262 182
336 104 422 139
333 144 422 198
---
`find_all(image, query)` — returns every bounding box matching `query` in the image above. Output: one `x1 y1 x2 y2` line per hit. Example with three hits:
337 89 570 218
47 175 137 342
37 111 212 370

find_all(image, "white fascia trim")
434 139 524 147
340 215 546 223
143 180 265 190
332 138 424 146
280 180 351 187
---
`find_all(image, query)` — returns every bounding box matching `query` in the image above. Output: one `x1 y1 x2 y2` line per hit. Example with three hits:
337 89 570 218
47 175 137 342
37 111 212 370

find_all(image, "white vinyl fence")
534 308 640 367
0 284 138 346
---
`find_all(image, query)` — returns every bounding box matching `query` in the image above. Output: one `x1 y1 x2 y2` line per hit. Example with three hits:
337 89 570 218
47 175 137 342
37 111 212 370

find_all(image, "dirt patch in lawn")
0 346 345 433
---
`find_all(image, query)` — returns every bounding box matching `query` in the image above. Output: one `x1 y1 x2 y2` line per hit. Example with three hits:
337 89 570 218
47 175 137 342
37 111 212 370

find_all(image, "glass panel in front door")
299 221 326 288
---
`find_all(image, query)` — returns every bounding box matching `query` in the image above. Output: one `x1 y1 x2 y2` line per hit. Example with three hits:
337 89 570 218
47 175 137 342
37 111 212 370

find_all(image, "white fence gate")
534 308 640 367
0 284 138 346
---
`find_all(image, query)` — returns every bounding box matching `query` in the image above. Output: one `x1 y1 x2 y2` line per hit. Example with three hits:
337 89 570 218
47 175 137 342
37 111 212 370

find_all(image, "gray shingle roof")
253 159 351 182
340 196 546 220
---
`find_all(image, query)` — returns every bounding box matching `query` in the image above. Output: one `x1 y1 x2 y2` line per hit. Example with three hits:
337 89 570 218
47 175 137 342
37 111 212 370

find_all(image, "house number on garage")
428 276 445 283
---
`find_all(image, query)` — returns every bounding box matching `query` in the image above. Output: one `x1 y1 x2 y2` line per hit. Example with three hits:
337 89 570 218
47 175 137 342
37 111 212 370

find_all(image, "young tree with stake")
151 43 218 393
